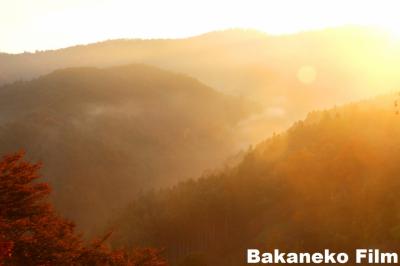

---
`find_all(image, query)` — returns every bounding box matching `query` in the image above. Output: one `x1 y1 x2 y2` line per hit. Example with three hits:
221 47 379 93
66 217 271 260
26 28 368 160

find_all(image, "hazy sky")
1 0 399 53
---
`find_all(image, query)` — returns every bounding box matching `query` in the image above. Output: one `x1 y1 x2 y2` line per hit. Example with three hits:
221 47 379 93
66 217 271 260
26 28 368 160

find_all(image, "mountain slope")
112 94 400 265
2 27 400 143
0 64 256 234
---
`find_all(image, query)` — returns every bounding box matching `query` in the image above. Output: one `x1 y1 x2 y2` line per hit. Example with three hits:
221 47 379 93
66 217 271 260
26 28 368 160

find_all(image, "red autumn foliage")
0 235 13 265
0 152 167 266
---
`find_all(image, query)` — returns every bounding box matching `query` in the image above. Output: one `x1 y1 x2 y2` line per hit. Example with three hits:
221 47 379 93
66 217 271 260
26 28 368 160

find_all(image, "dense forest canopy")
0 64 256 234
112 94 400 265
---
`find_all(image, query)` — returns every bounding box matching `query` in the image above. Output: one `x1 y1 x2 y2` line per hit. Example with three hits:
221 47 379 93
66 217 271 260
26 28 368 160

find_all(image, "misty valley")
2 26 400 266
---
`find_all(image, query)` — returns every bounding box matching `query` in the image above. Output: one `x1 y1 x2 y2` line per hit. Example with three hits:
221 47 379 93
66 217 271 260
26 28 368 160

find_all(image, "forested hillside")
2 27 400 142
112 94 400 265
0 64 256 234
3 1 400 265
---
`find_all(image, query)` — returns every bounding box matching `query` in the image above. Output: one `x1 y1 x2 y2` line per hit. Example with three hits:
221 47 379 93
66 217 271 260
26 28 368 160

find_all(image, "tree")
0 152 166 266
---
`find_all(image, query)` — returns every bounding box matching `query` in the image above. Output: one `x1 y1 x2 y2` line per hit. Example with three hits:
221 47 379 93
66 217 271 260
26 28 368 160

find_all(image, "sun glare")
2 0 400 53
297 66 317 85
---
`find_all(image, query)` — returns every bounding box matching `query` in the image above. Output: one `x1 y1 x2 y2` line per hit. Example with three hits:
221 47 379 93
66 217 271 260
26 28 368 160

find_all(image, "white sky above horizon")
1 0 400 54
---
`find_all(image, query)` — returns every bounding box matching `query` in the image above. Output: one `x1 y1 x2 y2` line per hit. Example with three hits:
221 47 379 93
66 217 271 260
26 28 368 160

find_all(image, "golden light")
1 0 400 53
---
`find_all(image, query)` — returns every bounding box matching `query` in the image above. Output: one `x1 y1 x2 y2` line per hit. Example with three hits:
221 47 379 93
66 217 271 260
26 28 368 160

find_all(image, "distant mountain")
0 64 256 234
2 26 399 142
112 94 400 265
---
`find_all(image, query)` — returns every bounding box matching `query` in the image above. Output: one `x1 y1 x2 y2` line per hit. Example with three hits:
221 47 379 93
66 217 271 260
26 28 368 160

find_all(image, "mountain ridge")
1 26 398 146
